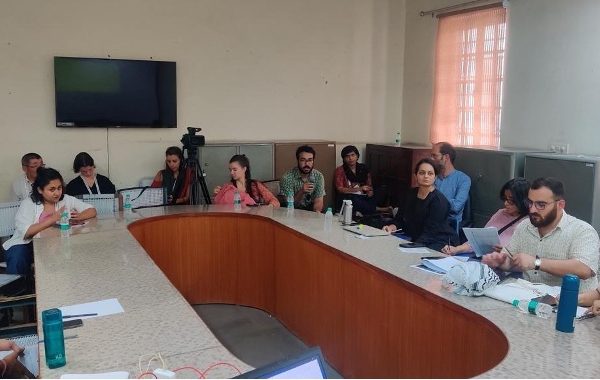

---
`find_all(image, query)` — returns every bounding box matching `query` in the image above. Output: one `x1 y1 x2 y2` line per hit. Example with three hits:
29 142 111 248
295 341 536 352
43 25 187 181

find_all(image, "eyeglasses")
525 199 558 211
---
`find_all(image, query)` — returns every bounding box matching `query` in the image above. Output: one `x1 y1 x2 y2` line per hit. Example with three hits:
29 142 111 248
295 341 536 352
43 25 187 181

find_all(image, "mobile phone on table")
63 318 83 329
399 242 426 248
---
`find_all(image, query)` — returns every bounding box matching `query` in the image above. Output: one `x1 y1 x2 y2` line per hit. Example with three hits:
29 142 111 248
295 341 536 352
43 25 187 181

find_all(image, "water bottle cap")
326 207 332 212
42 308 63 323
561 274 580 291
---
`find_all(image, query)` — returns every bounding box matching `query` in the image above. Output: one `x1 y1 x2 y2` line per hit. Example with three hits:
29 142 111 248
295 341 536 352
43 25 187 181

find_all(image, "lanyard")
81 175 101 195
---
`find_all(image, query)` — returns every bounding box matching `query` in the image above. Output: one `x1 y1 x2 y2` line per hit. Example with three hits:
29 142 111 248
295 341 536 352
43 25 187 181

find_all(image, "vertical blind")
430 6 507 148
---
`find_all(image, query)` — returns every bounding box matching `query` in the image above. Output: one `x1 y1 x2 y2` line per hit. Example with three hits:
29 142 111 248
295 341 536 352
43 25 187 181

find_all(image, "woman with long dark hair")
151 146 191 205
334 145 377 216
442 178 530 255
2 167 96 275
382 158 458 251
213 154 280 207
65 152 116 196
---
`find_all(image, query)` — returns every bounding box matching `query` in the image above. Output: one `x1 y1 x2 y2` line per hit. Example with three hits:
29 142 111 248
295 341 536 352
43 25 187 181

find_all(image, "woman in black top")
383 158 458 251
65 152 116 196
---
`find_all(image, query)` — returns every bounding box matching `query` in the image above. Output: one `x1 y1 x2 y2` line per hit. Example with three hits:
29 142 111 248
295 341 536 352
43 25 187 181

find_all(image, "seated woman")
579 286 600 316
335 145 377 216
2 167 97 275
65 152 116 196
213 154 280 207
382 158 458 251
151 146 191 205
441 178 530 255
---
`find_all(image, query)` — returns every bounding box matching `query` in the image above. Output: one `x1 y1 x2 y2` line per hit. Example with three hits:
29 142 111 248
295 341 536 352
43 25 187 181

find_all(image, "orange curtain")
430 6 507 148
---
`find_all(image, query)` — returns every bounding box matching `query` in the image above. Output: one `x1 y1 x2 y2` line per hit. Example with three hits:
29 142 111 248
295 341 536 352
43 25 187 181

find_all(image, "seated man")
334 145 376 216
280 145 325 212
483 177 599 292
430 142 471 230
12 153 44 201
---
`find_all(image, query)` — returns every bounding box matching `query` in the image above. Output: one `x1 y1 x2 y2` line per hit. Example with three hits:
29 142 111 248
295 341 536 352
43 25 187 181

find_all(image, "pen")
39 334 78 344
504 247 514 259
62 313 98 319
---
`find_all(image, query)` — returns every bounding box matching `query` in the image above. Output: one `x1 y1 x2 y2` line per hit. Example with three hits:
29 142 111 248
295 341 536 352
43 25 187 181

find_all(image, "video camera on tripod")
180 127 211 205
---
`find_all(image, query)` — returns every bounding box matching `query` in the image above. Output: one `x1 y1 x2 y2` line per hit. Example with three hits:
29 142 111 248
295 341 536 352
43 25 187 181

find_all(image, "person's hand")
302 182 315 193
213 186 222 195
361 185 372 193
482 251 508 268
70 210 82 220
441 245 457 255
382 224 397 233
590 299 600 316
50 206 66 224
510 253 535 272
492 244 503 253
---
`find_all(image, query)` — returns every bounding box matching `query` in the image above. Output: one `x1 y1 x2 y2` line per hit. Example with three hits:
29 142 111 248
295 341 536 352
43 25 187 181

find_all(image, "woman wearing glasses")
382 158 458 251
65 152 116 196
441 178 530 255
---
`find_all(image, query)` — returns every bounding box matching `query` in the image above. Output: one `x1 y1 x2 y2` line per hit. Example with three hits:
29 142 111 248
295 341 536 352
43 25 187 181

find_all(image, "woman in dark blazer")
65 152 116 196
383 158 458 251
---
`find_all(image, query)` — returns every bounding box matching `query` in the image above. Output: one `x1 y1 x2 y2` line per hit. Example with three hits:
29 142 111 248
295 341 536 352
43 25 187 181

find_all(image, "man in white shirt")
12 153 44 201
483 177 599 292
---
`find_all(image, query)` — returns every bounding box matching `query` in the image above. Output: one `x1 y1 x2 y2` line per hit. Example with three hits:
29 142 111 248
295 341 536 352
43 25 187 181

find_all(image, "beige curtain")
430 6 507 148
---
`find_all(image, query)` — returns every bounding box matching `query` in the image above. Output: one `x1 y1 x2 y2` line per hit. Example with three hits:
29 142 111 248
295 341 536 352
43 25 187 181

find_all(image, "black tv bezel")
54 56 177 129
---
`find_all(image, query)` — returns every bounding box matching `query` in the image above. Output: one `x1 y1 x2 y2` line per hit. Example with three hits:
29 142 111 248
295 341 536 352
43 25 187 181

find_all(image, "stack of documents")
462 227 500 257
414 256 469 275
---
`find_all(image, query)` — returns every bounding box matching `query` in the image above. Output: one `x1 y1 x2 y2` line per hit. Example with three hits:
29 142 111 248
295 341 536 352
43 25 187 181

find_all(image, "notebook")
342 224 389 237
0 334 39 378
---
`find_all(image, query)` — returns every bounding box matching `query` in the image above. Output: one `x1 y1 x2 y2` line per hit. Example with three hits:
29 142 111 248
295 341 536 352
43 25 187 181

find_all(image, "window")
430 5 507 148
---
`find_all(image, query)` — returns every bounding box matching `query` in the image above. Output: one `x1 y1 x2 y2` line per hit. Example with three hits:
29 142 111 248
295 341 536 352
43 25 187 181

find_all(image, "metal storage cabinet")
524 153 600 231
199 143 274 195
454 148 531 227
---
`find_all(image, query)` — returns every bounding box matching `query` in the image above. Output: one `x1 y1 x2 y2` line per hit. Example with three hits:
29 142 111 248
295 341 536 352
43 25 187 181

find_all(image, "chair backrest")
262 179 286 205
82 194 116 215
117 187 166 210
0 201 21 238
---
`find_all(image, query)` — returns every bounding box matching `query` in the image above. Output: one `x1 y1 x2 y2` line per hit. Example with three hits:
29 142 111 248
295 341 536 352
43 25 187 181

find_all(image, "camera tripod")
182 147 212 205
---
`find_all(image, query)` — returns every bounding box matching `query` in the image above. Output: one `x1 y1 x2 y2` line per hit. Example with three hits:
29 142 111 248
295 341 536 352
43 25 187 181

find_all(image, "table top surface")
34 205 600 378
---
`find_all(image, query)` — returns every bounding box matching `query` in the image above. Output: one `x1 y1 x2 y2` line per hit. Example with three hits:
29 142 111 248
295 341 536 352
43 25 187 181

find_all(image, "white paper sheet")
462 227 500 257
398 247 431 254
420 256 466 273
61 371 129 379
59 298 124 320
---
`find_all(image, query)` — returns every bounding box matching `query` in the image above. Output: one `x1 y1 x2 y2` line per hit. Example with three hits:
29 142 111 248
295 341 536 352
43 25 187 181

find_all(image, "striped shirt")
506 211 600 292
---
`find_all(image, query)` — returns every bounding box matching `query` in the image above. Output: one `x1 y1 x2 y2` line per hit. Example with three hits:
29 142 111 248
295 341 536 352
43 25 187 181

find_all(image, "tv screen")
54 56 176 128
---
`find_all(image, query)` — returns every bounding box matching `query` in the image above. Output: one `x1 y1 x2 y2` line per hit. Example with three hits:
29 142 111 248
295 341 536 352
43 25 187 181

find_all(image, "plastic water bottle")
556 274 580 333
512 299 553 319
59 210 70 239
233 190 242 210
395 131 401 146
42 308 66 368
123 193 132 213
324 207 333 232
286 193 294 210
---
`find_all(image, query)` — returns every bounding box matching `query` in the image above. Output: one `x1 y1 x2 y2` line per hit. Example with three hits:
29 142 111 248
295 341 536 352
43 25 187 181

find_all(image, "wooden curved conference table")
35 206 600 378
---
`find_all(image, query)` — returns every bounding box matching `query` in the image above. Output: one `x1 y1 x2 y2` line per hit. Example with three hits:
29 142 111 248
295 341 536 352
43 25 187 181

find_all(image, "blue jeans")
5 242 33 275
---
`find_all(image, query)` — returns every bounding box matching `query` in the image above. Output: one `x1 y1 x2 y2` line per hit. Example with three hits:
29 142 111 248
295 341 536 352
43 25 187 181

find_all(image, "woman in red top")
214 155 280 207
150 146 191 205
335 145 377 216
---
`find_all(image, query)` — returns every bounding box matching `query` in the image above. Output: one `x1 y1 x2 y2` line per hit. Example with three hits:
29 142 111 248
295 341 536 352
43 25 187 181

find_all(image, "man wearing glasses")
280 145 325 212
430 142 471 231
483 177 599 292
12 153 44 201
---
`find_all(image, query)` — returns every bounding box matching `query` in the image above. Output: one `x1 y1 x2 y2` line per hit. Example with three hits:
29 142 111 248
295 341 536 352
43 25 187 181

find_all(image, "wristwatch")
534 255 541 271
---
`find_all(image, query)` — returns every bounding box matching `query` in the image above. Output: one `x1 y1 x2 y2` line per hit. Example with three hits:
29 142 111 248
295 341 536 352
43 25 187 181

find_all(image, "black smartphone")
399 242 426 248
531 294 558 306
63 318 83 329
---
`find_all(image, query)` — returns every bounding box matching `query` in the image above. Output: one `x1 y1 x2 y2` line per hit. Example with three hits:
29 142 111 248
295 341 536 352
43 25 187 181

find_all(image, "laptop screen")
235 347 328 379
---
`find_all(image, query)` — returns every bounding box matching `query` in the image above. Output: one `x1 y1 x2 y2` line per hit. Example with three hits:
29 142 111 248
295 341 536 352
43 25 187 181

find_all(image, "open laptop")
342 223 390 237
235 347 328 379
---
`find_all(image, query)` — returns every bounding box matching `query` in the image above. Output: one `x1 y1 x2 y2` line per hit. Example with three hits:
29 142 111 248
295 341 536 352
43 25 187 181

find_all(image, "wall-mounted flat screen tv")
54 56 176 128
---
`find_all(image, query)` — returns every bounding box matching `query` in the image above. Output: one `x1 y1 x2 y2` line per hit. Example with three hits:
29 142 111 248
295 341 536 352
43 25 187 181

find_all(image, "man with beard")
280 145 325 212
430 142 471 231
483 177 599 292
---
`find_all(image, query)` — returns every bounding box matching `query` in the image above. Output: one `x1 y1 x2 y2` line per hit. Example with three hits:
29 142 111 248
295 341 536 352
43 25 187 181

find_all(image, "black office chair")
458 195 473 244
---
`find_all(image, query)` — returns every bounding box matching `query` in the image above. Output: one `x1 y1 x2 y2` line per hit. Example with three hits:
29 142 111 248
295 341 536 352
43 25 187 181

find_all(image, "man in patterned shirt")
280 145 325 212
483 177 599 292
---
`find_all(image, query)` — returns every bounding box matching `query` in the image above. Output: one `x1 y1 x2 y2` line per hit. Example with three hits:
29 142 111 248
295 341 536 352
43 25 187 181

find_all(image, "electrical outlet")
548 143 569 154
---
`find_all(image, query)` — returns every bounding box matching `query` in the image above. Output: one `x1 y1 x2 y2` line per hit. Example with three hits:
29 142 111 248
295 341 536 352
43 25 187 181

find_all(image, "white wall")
0 0 406 200
402 0 600 154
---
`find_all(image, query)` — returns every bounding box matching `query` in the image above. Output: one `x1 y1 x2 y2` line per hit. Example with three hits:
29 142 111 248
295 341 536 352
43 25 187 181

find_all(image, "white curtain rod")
420 0 508 17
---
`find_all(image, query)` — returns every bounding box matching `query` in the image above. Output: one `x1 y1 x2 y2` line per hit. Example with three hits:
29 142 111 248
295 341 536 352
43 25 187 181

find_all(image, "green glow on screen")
55 59 119 92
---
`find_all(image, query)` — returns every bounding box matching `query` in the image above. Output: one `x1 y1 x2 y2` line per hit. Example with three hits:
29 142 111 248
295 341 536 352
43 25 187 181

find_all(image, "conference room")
1 0 599 378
